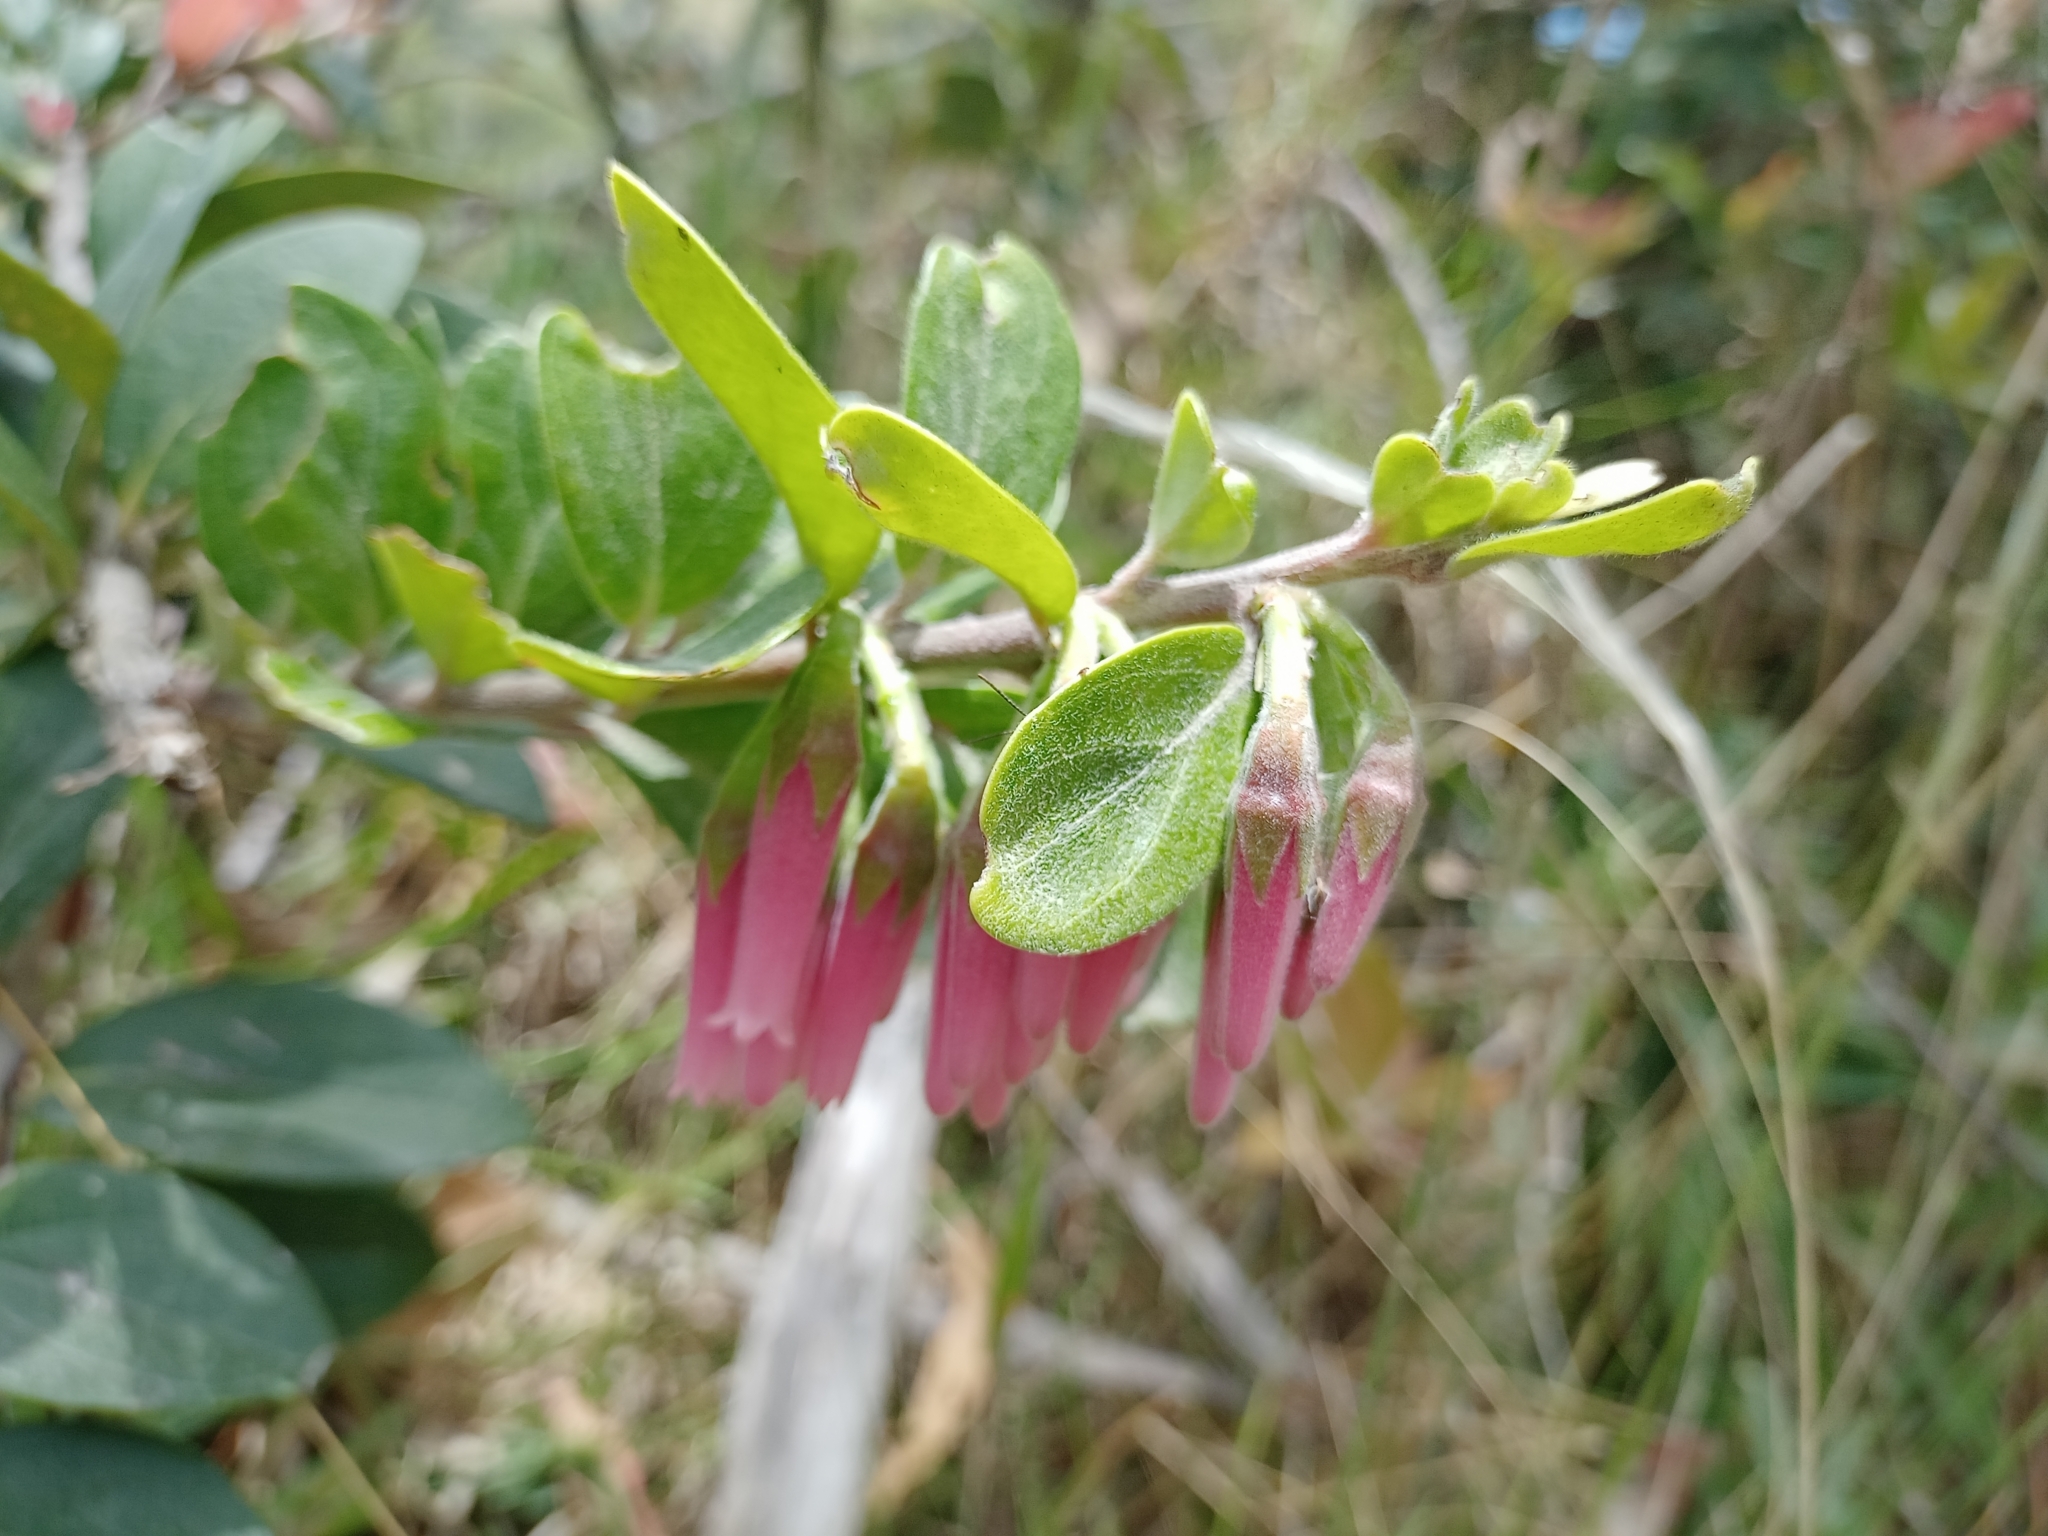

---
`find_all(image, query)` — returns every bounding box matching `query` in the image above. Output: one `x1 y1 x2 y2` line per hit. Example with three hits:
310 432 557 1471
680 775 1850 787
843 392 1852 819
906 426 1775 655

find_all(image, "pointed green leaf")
536 307 773 630
250 650 416 747
0 410 75 579
972 623 1253 954
59 980 532 1184
212 1183 438 1337
196 355 321 628
325 732 552 828
451 334 597 639
368 528 521 684
1370 433 1492 546
1449 458 1760 574
901 235 1081 515
510 567 824 706
1485 459 1575 527
0 1422 270 1536
611 167 879 595
0 649 125 949
825 404 1078 624
186 165 467 263
0 1162 333 1415
0 245 118 407
1147 388 1258 568
104 211 423 494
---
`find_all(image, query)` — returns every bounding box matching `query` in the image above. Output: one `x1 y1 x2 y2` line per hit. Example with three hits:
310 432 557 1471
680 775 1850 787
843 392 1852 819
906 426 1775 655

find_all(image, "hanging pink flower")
1286 733 1421 1016
717 759 849 1045
1065 919 1171 1055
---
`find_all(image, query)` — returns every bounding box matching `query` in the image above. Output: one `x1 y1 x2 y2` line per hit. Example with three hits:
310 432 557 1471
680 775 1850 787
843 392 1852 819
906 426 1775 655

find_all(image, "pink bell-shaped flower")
1066 919 1172 1055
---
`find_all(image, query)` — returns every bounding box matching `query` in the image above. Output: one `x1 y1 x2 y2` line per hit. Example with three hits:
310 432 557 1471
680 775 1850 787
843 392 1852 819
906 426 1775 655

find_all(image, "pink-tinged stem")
718 761 848 1045
930 874 1017 1106
1066 920 1172 1055
673 857 746 1103
1303 833 1399 998
1013 953 1076 1043
803 886 926 1106
1219 839 1306 1072
1279 914 1318 1021
1189 916 1237 1125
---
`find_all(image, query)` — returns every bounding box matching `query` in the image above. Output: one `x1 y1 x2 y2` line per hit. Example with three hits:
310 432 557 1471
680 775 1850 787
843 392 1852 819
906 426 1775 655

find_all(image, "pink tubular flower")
673 857 746 1104
717 758 849 1045
1201 594 1321 1075
1188 903 1238 1126
929 865 1018 1115
803 881 928 1105
1066 919 1172 1055
1288 733 1421 1015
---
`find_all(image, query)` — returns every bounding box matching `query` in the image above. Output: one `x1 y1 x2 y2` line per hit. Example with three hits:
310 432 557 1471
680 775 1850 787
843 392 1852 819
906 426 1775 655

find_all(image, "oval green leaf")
1370 433 1492 547
0 1423 270 1536
368 528 521 684
209 1183 438 1337
0 649 126 948
825 404 1078 624
325 731 552 828
250 650 416 748
611 167 878 596
536 307 774 630
0 245 118 408
1448 458 1760 575
0 1162 334 1415
900 234 1081 515
197 355 320 628
59 980 531 1184
1147 388 1257 569
972 623 1253 954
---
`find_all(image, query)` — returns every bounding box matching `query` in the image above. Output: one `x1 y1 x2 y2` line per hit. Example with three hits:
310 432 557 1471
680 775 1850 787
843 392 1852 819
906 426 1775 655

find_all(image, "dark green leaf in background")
0 245 119 408
0 649 124 949
537 308 774 631
0 410 76 579
451 335 597 639
0 1162 333 1415
196 356 323 629
0 1422 271 1536
973 624 1253 953
185 166 468 264
900 234 1081 516
612 168 879 596
325 731 552 828
103 212 423 496
59 980 531 1184
249 652 416 749
210 1182 439 1336
625 699 769 849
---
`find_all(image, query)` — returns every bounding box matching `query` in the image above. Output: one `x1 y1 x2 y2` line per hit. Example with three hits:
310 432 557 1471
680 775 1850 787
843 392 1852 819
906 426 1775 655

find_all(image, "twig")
0 979 139 1168
1621 415 1876 638
213 740 323 893
1317 160 1474 401
557 0 636 171
711 969 938 1536
293 1398 409 1536
1033 1072 1309 1383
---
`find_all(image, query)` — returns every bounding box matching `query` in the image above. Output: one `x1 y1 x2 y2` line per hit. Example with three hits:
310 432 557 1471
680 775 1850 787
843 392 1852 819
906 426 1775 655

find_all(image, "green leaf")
103 211 423 495
825 404 1078 624
1369 433 1492 546
624 700 769 850
972 624 1253 954
0 1423 270 1536
368 529 520 684
1448 459 1760 575
536 308 773 630
920 684 1025 745
324 732 552 828
91 110 283 343
0 409 76 579
209 1183 438 1336
1146 388 1257 569
249 651 416 748
451 335 597 639
61 980 532 1184
509 567 823 707
611 168 879 596
186 166 467 264
0 649 124 949
0 1162 333 1415
900 235 1081 515
0 245 119 407
196 356 322 628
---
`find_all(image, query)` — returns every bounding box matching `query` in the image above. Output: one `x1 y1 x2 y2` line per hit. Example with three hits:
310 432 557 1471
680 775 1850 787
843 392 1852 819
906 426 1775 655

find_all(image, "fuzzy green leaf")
1449 458 1760 574
0 1422 270 1536
250 650 416 747
973 624 1253 954
1147 388 1257 568
368 528 521 684
510 567 824 706
0 245 118 407
537 307 773 630
611 167 878 596
1370 433 1493 546
825 404 1078 624
901 235 1081 515
451 335 597 639
0 1162 334 1415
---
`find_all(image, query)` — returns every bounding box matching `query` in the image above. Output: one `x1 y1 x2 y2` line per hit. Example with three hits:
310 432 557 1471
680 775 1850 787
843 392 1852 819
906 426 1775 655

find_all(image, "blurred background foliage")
11 0 2048 1531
